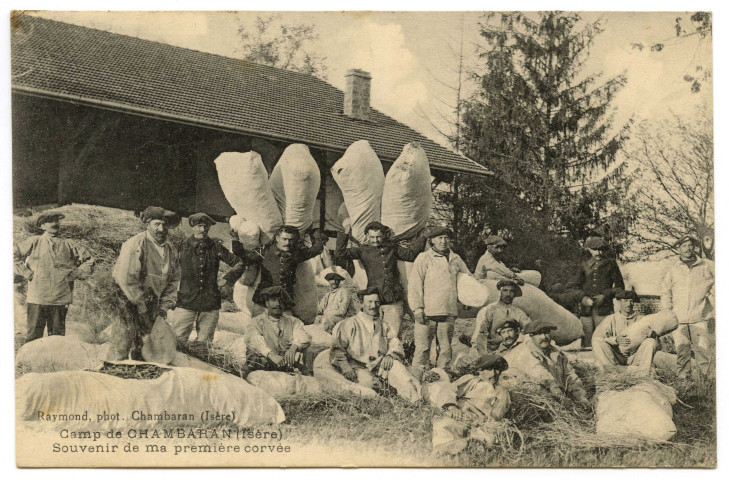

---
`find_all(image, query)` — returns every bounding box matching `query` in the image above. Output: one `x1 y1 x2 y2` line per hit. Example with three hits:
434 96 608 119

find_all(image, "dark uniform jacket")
233 236 324 306
577 256 625 316
177 236 244 311
335 233 427 305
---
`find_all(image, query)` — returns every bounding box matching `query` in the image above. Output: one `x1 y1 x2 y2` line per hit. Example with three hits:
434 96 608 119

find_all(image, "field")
13 205 717 468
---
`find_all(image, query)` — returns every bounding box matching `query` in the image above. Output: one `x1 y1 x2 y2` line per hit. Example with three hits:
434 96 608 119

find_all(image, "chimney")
343 69 371 120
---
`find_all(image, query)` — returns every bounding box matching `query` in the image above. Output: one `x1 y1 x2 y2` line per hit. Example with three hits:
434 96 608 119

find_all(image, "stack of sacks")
596 381 678 441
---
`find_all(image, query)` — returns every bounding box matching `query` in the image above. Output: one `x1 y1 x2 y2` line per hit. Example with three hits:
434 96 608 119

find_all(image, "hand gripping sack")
381 142 432 241
331 140 385 243
269 144 321 232
17 366 286 430
618 310 679 355
596 381 677 441
480 279 583 345
215 151 283 244
229 216 262 250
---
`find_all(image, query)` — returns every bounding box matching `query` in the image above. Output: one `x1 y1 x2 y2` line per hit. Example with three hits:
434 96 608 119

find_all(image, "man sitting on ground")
471 279 531 354
315 271 356 333
494 319 526 355
592 289 659 375
247 286 312 373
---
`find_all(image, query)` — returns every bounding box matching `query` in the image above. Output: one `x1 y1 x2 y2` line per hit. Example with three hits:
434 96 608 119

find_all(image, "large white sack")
292 260 318 325
17 366 285 429
168 352 227 374
210 330 248 361
381 142 432 241
232 273 264 325
215 151 283 244
230 217 262 250
313 349 378 397
304 324 335 348
518 270 542 287
325 175 346 232
216 310 255 336
618 311 678 356
596 381 677 441
458 273 491 308
331 140 385 243
246 371 322 397
269 144 321 232
481 279 583 345
15 336 109 373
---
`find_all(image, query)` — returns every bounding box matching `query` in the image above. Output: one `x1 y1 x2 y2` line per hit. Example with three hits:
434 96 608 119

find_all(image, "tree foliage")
624 108 713 259
237 15 328 79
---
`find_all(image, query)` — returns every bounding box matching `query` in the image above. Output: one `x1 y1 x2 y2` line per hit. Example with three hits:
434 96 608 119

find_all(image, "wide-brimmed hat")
496 279 523 297
35 211 65 227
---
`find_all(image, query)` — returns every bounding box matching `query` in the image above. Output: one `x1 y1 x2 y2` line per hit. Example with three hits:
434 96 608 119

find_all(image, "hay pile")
95 361 170 380
175 340 249 378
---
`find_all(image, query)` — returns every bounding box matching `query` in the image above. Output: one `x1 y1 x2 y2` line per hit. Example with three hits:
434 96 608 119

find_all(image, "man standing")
593 289 659 375
474 235 525 285
471 280 531 354
577 236 624 348
661 235 715 379
109 206 180 361
315 272 356 333
335 221 427 336
14 211 94 341
247 286 311 372
329 286 421 402
504 320 590 408
172 213 244 343
233 225 325 308
409 227 471 372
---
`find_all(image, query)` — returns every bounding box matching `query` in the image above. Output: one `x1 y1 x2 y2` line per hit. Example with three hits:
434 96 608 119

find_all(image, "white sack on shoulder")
618 310 678 356
269 144 321 232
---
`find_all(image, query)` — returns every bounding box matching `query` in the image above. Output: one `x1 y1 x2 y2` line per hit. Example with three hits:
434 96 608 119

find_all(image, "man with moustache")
471 279 531 354
109 206 181 360
474 235 525 285
172 213 245 343
14 211 95 341
494 320 526 355
315 271 356 333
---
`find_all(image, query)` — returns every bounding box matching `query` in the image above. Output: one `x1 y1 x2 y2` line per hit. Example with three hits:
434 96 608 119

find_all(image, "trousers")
26 303 68 341
673 321 711 378
172 308 220 342
381 301 404 337
593 337 658 374
413 316 456 370
580 312 608 347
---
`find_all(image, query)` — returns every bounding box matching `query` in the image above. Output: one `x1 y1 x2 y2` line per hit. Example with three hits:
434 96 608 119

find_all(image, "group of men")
14 208 715 414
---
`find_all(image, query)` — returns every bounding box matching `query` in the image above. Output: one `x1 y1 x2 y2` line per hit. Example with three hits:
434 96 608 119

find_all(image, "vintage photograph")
10 8 715 467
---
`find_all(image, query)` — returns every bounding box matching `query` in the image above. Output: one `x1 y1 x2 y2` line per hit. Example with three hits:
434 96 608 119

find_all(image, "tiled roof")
11 15 490 176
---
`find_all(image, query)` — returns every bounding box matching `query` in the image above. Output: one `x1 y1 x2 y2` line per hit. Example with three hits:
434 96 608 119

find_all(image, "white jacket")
408 249 471 317
660 256 715 324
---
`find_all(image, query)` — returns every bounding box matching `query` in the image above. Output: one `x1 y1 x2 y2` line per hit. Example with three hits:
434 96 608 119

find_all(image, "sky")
30 10 713 151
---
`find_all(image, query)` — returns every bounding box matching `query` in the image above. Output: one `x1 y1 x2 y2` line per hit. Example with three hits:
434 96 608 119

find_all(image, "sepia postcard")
10 7 716 468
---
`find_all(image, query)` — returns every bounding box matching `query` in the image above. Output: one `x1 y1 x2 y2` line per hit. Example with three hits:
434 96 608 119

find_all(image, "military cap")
673 235 700 248
141 206 180 228
259 286 295 307
36 211 65 227
495 319 521 333
614 289 639 301
523 320 557 336
496 279 523 297
484 235 507 247
324 272 345 282
188 213 217 227
584 236 607 250
472 354 509 372
427 226 454 239
357 285 382 301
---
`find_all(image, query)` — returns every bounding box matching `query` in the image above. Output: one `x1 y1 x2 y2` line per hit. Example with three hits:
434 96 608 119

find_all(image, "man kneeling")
327 286 422 402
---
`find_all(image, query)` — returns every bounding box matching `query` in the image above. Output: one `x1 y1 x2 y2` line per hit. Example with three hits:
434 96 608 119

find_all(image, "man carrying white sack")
474 235 526 285
233 225 326 309
335 221 427 336
315 272 356 333
471 279 531 355
173 213 245 343
661 235 715 379
409 226 471 373
329 286 422 402
247 286 312 373
592 289 659 375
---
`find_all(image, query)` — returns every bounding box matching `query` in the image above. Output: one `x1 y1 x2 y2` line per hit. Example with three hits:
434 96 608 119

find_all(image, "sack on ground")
15 336 109 373
216 310 254 336
17 365 286 429
269 144 321 233
215 151 283 244
381 142 432 241
246 370 322 397
331 140 384 243
596 381 677 441
618 311 679 355
232 273 263 325
458 273 491 307
312 349 378 398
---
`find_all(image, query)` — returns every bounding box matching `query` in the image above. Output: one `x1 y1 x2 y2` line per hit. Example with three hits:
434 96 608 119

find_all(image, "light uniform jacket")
318 287 356 319
474 251 517 282
503 340 587 400
593 311 642 344
247 312 311 357
330 312 404 374
429 374 511 422
472 301 531 351
408 249 471 317
14 233 93 305
112 231 180 313
660 256 715 324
